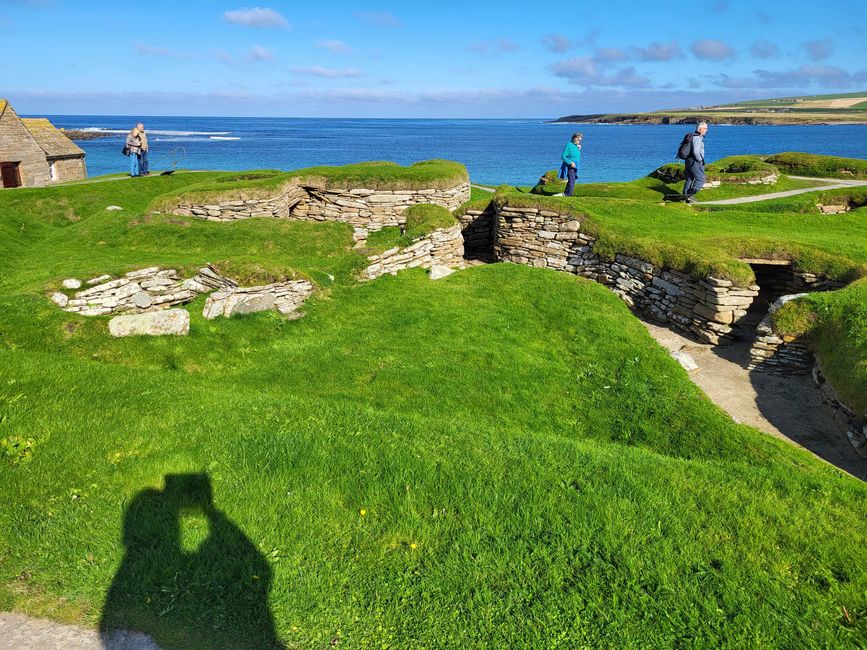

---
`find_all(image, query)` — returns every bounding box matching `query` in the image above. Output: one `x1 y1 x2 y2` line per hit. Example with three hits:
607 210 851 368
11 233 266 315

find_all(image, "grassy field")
1 168 866 648
554 91 867 124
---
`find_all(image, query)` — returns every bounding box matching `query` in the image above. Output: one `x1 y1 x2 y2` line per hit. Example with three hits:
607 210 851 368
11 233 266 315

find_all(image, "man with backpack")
677 121 708 204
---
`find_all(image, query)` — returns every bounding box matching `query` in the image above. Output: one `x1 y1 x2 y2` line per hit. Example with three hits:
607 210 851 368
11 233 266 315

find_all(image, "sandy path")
644 321 866 480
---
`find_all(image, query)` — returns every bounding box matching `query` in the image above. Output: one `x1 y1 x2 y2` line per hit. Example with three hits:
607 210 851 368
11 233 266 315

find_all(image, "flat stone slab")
429 264 455 280
671 350 699 372
108 309 190 337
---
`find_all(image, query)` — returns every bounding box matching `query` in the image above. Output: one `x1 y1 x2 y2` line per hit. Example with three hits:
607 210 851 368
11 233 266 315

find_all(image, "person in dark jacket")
683 122 708 204
559 132 582 196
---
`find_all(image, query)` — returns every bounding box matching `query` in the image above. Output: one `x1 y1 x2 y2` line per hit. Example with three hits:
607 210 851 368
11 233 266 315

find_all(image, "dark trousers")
683 158 705 197
140 150 149 175
564 165 577 196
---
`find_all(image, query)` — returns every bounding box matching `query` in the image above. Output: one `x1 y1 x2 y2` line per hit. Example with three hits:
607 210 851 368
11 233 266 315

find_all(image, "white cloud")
714 64 867 89
749 39 779 59
542 34 572 53
549 57 651 88
316 39 351 54
223 7 288 29
249 45 273 62
289 65 365 78
802 37 833 62
354 11 401 27
691 39 735 61
632 40 683 62
467 39 520 55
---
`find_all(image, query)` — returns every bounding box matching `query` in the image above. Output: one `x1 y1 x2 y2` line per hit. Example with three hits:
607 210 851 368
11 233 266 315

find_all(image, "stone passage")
171 181 471 233
363 223 464 281
455 202 496 261
493 203 760 344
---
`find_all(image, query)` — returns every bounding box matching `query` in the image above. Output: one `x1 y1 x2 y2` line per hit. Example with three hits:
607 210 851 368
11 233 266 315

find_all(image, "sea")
39 115 867 186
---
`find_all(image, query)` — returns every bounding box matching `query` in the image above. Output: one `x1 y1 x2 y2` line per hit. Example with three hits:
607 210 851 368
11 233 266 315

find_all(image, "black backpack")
676 132 694 160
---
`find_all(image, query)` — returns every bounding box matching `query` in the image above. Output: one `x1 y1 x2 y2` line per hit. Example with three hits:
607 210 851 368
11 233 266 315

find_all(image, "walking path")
0 612 159 649
697 176 867 205
644 321 866 481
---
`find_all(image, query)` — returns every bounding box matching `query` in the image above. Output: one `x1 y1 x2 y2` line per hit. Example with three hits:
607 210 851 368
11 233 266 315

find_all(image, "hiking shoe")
686 197 696 204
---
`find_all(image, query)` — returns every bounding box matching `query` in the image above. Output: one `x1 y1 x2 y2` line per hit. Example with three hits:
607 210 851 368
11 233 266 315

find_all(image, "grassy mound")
0 166 865 647
366 204 458 251
764 152 867 179
151 160 469 212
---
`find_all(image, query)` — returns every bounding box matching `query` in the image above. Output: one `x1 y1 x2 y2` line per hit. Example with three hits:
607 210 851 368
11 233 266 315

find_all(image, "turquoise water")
41 115 867 186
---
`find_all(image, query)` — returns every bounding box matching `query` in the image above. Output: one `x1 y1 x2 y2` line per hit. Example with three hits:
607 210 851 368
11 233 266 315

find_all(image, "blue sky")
2 0 865 117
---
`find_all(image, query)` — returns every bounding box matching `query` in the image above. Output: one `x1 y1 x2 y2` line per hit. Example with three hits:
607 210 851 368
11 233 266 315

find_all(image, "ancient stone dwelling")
0 99 87 188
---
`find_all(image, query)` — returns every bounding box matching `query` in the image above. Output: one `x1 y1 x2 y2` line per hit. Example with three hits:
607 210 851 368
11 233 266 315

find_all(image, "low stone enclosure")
53 265 315 328
167 178 471 239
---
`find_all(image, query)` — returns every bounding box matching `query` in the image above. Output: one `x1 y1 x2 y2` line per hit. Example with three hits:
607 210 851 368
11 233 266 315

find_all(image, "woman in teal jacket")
559 132 582 196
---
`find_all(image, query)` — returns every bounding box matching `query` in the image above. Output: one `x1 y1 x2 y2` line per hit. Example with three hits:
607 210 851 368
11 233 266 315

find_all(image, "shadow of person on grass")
100 473 284 649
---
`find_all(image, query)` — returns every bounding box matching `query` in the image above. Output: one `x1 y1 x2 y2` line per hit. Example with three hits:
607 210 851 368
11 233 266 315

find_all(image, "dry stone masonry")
455 203 496 261
812 363 867 457
363 223 464 281
493 202 759 345
748 294 812 375
171 181 471 235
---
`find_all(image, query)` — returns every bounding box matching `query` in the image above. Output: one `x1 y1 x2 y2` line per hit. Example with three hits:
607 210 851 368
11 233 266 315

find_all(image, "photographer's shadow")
100 473 284 649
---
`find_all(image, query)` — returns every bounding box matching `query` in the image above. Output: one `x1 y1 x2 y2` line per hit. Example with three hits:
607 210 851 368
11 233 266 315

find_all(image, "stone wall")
493 202 758 344
0 104 49 188
203 281 314 319
748 299 813 374
363 223 464 281
50 157 87 183
171 181 471 233
812 363 867 457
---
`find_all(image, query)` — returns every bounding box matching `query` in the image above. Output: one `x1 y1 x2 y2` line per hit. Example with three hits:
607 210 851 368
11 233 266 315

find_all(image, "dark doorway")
1 161 22 188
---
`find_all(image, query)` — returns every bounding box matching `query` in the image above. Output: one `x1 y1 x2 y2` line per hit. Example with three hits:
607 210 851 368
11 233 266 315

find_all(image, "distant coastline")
551 113 867 126
552 90 867 126
60 129 113 141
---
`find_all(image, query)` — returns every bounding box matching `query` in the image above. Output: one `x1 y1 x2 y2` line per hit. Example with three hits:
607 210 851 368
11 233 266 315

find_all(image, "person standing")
137 122 150 176
683 122 708 204
125 125 142 177
559 132 582 197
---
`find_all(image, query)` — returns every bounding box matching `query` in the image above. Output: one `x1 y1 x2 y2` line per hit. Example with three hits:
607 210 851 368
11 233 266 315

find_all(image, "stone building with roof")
0 99 87 188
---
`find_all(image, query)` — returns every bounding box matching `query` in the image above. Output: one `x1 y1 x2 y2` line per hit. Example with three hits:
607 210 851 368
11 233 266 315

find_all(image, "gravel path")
0 612 160 649
697 176 867 205
644 321 866 480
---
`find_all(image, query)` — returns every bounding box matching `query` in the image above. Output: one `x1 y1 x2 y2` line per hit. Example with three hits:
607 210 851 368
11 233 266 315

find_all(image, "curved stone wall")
171 181 471 232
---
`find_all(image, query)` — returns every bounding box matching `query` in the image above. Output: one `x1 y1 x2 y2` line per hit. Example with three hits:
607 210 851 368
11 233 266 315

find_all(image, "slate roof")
20 118 85 158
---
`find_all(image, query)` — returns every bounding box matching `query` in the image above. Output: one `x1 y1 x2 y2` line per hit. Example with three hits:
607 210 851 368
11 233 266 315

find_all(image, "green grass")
764 152 867 179
0 165 866 647
774 278 867 416
150 160 469 212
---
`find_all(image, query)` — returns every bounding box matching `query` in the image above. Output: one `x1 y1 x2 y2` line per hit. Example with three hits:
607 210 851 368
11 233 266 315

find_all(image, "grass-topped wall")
150 160 469 212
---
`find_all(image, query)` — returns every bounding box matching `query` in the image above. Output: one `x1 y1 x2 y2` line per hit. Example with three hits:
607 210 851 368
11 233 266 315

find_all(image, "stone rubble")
61 278 81 289
429 264 456 280
203 280 315 319
55 265 314 321
671 350 699 372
